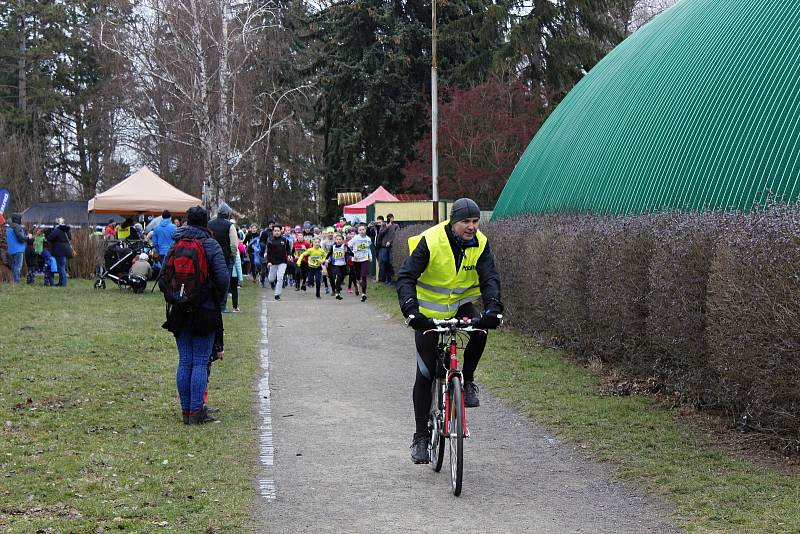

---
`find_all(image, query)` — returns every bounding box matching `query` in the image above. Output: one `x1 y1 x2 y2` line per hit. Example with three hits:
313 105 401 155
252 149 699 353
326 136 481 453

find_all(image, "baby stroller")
94 240 150 292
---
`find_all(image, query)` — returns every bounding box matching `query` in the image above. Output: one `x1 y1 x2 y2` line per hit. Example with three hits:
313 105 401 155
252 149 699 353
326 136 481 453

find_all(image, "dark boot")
186 406 216 425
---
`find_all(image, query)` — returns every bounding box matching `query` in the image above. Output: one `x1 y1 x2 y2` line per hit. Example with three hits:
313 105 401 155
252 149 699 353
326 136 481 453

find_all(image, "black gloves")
407 313 436 331
472 312 502 330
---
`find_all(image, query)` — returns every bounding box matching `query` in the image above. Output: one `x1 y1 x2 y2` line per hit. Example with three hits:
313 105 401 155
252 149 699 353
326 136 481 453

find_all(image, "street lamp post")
431 0 439 222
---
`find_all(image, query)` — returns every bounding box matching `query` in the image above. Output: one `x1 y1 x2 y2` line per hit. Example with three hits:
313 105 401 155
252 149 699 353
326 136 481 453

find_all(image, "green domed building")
493 0 800 219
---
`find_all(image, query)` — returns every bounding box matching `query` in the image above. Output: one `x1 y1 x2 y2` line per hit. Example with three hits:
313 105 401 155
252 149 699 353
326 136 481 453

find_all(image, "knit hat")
449 198 480 223
187 206 208 227
11 213 21 224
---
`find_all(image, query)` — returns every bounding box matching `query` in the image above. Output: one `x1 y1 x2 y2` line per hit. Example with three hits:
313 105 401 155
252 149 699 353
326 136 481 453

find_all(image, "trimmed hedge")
392 208 800 451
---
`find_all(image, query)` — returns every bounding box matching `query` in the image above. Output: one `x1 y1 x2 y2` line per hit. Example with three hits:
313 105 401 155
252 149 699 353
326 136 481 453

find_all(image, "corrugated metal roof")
494 0 800 219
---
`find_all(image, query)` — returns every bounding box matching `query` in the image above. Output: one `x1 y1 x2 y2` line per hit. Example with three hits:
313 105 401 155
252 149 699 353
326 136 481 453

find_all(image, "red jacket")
293 240 310 263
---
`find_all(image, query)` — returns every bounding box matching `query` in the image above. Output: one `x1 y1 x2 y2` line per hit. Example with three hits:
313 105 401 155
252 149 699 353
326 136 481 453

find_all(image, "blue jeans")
55 256 68 287
221 259 234 310
175 328 215 414
10 253 23 284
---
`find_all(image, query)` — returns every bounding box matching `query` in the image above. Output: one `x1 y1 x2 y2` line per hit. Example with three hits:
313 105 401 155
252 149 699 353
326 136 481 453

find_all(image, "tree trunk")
17 0 27 112
217 0 231 204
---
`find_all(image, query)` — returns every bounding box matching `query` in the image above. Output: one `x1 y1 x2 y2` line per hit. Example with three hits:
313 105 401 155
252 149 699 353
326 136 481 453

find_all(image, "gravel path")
255 288 679 533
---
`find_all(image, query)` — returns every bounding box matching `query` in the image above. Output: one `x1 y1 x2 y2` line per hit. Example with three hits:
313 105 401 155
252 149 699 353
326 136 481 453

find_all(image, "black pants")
330 264 347 294
412 302 486 435
295 262 308 289
355 261 369 294
229 275 238 309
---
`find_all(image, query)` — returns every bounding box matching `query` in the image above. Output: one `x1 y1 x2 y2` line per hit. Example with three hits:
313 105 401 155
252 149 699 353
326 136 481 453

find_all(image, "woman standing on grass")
46 217 73 287
159 206 229 425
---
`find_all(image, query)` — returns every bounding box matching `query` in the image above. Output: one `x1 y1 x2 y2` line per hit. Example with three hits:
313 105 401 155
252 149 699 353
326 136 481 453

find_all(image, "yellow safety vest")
117 226 131 239
408 220 486 320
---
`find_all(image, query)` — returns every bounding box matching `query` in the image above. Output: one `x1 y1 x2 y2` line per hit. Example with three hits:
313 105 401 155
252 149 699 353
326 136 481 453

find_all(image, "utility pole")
431 0 439 222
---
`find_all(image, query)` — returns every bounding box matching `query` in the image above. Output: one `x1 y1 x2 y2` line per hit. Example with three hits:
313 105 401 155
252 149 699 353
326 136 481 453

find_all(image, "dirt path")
255 289 679 533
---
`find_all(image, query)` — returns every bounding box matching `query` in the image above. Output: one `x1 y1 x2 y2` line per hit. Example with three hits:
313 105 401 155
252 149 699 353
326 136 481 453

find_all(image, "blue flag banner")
0 189 9 215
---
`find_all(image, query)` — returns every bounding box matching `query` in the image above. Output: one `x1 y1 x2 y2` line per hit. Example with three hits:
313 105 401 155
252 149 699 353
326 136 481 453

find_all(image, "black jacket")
396 224 503 317
265 236 291 265
47 225 73 258
208 217 233 262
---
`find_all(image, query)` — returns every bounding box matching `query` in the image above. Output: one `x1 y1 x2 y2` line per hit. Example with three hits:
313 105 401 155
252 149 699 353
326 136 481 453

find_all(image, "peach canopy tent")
343 186 398 221
87 166 201 216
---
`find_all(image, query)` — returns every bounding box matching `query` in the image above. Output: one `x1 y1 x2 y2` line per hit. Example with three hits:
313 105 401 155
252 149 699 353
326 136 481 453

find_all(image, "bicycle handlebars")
406 314 503 334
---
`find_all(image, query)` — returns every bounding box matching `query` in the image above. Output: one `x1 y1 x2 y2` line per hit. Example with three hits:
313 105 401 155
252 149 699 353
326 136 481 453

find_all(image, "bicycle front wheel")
430 380 445 471
448 377 464 496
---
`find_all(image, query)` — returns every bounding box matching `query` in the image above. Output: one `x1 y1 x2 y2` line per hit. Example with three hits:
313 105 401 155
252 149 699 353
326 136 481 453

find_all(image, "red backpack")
160 238 209 305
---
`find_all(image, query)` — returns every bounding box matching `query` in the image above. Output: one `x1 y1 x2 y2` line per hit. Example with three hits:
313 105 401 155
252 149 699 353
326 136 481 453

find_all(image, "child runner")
292 232 310 291
324 233 352 300
349 223 373 302
296 237 326 298
319 227 335 294
345 227 359 295
265 225 292 300
248 237 262 284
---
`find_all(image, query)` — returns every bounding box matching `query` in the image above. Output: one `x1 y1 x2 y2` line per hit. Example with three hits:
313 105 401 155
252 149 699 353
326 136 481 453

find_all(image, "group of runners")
237 218 390 304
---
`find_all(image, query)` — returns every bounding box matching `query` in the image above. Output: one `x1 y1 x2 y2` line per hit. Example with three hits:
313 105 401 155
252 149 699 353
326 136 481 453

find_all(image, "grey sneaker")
463 381 480 408
410 433 430 464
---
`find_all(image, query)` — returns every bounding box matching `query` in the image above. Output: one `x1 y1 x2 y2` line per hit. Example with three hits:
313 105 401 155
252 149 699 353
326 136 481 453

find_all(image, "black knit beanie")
187 206 208 227
449 198 480 223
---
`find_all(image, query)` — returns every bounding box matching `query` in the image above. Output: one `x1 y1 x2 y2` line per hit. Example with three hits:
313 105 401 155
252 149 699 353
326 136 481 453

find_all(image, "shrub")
586 217 654 373
646 213 719 406
388 206 800 450
68 228 104 279
705 206 800 449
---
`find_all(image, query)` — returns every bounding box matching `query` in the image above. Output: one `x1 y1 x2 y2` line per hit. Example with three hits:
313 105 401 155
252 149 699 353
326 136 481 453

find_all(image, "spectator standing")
103 220 117 239
151 210 177 260
377 213 399 284
117 217 134 240
265 225 292 300
207 205 238 312
46 217 73 287
159 206 229 425
6 213 26 284
370 216 384 282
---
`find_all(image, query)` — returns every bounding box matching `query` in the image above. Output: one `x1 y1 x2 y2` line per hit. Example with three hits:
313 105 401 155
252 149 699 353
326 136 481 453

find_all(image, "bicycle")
424 317 488 497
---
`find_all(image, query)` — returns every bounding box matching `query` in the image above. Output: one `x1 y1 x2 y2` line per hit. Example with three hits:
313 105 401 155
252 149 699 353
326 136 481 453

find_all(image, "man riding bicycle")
396 198 503 464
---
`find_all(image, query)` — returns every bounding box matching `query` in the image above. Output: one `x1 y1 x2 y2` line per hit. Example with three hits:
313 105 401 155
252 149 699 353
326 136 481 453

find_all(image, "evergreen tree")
305 0 505 218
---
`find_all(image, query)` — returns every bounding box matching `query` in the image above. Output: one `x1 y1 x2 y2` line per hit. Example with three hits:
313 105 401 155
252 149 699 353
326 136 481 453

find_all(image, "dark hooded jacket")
46 224 73 258
159 225 229 335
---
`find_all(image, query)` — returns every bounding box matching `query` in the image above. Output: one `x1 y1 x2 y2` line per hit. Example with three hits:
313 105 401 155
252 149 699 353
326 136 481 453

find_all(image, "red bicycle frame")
443 329 468 437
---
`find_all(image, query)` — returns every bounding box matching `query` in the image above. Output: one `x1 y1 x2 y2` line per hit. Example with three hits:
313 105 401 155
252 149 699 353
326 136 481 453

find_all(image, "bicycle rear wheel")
448 377 464 496
429 380 445 471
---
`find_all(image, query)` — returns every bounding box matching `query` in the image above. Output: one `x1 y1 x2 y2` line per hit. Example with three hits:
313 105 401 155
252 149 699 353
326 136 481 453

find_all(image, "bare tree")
98 0 311 208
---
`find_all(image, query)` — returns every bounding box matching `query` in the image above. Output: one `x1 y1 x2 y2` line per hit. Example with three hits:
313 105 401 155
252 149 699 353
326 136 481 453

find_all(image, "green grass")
369 282 800 533
0 280 261 533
